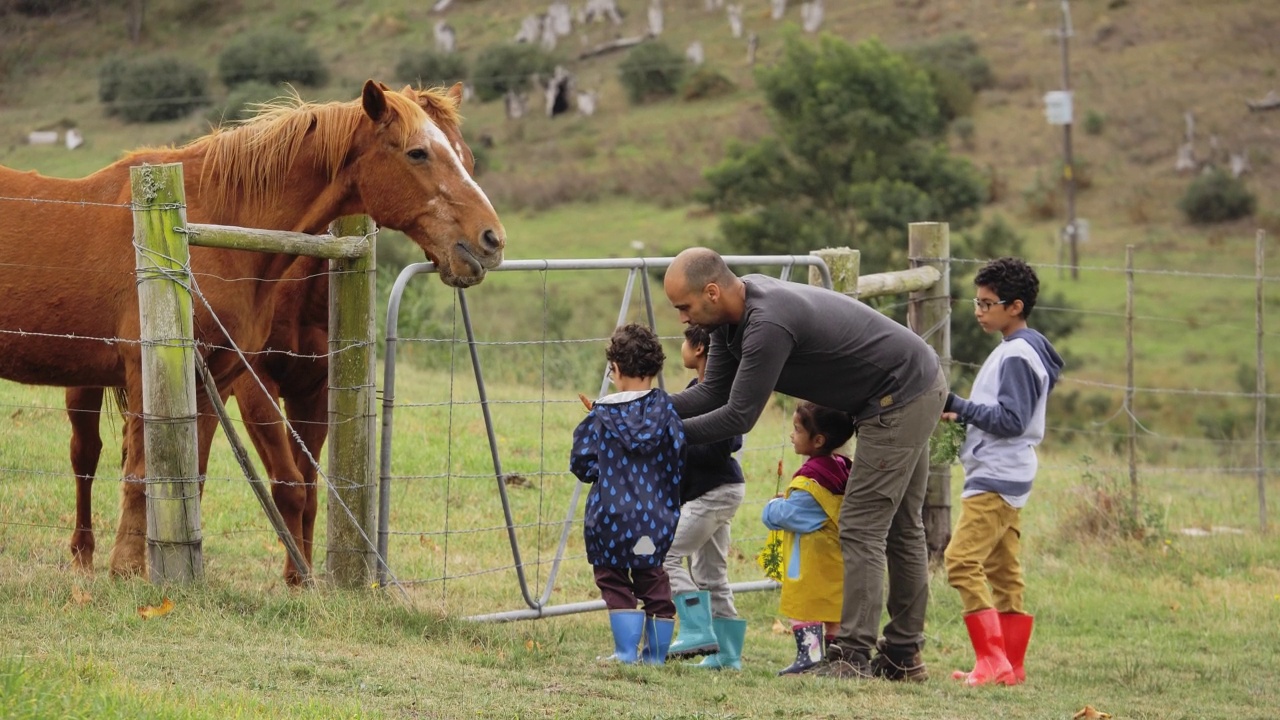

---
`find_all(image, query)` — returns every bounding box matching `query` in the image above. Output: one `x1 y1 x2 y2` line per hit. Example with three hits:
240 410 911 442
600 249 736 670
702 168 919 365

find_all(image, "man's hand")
578 393 594 412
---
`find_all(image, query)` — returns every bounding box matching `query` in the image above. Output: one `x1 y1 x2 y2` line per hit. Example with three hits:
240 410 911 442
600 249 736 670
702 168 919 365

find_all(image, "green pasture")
2 359 1280 718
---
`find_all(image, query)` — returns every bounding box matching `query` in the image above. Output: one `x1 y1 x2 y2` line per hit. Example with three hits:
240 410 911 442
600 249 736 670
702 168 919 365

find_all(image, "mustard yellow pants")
944 492 1024 615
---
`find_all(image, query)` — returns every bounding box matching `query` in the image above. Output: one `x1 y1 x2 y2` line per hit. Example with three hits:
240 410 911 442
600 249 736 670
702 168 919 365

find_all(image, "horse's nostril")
481 229 504 253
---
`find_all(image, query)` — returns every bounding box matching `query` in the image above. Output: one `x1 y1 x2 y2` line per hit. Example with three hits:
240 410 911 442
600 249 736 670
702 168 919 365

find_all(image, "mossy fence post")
908 222 952 560
130 162 203 583
325 214 378 587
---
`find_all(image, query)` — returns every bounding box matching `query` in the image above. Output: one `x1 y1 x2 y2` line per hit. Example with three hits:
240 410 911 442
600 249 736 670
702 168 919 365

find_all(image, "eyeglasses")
972 298 1009 312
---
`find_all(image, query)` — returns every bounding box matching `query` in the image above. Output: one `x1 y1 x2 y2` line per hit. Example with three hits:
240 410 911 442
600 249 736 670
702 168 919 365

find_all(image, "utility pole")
1057 0 1078 280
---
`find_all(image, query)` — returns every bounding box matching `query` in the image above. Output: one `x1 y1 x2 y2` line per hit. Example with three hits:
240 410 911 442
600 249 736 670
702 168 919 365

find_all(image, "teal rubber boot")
691 617 746 671
667 591 719 659
640 616 677 665
603 610 645 664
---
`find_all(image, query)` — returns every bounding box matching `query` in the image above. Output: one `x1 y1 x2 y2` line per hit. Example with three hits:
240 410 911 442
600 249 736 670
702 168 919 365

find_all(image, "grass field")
2 360 1280 719
2 1 1279 717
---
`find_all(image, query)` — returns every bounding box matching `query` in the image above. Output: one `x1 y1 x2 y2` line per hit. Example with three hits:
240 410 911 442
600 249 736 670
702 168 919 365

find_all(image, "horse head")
355 81 503 288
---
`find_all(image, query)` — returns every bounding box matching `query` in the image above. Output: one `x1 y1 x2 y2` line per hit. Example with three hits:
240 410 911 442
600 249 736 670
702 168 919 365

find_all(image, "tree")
699 33 986 272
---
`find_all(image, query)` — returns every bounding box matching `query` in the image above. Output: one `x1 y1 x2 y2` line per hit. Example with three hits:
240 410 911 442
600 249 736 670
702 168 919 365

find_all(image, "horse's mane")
413 85 463 129
122 88 434 218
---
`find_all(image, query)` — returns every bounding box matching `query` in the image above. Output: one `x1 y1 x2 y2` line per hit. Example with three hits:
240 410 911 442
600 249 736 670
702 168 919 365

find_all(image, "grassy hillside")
1 0 1277 440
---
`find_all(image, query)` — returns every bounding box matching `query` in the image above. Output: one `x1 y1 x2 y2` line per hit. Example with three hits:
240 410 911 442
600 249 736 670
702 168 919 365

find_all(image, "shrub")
106 56 209 123
395 50 468 88
471 43 558 103
217 30 329 89
952 116 975 149
1021 172 1060 220
11 0 83 16
904 34 994 92
1178 168 1256 223
926 66 975 121
680 66 735 101
618 41 687 105
97 56 127 111
1083 109 1105 135
205 81 281 127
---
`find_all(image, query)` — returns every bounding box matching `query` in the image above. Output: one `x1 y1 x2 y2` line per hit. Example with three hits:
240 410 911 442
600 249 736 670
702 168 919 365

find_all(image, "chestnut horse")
62 85 479 584
1 81 504 579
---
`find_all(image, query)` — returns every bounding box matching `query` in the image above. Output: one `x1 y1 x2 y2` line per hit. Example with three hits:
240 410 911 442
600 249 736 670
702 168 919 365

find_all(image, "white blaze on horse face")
421 119 495 213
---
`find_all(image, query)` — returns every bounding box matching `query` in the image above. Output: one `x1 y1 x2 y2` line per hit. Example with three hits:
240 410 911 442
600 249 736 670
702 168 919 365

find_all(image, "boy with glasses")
942 257 1063 686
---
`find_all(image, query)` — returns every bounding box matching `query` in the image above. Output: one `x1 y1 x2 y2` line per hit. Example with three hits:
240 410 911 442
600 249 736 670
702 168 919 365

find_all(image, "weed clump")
1058 456 1167 545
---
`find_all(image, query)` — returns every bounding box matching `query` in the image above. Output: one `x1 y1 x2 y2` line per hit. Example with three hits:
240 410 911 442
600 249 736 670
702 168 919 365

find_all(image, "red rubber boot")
950 609 1016 686
1000 612 1034 684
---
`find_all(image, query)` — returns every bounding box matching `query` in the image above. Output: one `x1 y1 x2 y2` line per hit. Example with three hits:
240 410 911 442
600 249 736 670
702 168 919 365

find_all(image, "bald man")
663 247 947 681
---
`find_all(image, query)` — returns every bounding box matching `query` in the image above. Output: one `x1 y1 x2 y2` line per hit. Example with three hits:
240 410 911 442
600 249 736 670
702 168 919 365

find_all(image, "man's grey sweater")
670 274 941 444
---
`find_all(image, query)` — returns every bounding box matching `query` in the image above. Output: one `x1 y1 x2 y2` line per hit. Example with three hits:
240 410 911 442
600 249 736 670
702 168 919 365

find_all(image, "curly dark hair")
683 324 711 351
973 257 1040 319
606 323 665 379
794 401 855 455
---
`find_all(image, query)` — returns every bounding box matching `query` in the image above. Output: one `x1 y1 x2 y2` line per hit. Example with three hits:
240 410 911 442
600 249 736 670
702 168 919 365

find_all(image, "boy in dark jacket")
664 324 747 669
571 323 685 665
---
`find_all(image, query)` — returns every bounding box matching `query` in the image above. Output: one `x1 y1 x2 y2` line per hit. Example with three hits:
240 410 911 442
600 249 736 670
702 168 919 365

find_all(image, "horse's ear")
377 81 392 91
362 80 391 124
401 84 417 96
447 81 465 108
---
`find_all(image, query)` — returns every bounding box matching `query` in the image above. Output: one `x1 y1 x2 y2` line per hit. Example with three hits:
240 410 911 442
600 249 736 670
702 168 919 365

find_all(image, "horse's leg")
283 384 328 574
234 373 310 585
108 375 147 578
66 387 105 572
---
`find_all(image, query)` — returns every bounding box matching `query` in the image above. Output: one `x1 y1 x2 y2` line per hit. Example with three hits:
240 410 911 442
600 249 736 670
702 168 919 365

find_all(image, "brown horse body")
3 81 502 579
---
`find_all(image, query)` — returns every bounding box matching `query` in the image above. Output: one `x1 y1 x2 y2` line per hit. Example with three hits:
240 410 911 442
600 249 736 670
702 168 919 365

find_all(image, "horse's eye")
406 148 429 163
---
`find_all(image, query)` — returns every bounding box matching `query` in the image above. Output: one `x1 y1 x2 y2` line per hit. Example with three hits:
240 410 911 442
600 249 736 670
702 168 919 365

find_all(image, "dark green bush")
680 66 736 101
11 0 83 16
904 34 994 92
618 41 687 105
97 56 127 110
471 43 558 102
107 56 209 123
926 65 975 121
1178 168 1256 224
395 50 468 88
1083 109 1105 135
205 81 281 127
217 30 329 89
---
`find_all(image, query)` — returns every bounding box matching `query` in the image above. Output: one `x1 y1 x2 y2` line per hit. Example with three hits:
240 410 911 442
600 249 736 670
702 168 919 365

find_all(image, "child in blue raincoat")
571 323 685 665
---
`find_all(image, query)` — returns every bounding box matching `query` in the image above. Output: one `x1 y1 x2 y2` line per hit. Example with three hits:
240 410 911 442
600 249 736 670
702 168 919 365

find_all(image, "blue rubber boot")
667 591 720 659
640 616 677 665
603 610 645 664
690 618 746 671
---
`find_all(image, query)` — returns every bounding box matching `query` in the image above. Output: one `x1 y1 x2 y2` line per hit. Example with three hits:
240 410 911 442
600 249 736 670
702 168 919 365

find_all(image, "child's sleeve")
949 357 1042 438
568 415 599 484
761 490 827 533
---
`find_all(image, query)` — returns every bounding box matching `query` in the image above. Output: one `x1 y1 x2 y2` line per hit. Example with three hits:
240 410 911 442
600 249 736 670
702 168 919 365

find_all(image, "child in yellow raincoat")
761 401 854 675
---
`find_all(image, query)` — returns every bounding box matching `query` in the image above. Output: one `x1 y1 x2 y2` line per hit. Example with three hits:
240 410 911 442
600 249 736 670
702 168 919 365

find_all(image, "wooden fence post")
809 246 860 295
908 222 952 560
131 162 203 583
325 215 378 586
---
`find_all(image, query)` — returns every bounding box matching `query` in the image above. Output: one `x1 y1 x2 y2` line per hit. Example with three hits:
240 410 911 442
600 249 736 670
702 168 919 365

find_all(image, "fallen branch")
578 33 652 60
